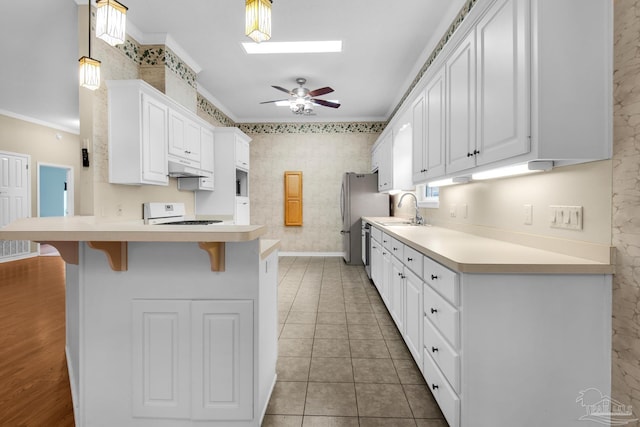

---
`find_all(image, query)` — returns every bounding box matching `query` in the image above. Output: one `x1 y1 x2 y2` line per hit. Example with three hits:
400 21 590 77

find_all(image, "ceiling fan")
260 78 341 115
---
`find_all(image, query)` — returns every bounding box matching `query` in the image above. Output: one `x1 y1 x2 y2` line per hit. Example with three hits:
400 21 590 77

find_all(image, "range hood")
167 158 205 178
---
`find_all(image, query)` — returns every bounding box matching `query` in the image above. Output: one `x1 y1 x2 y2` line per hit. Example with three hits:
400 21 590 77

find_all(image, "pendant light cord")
87 0 92 58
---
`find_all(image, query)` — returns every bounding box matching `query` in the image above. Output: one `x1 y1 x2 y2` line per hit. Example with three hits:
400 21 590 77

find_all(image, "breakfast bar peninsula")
0 216 280 427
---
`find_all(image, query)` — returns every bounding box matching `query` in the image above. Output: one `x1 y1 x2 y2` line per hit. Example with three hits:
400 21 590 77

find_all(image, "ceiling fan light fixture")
245 0 272 43
96 0 128 46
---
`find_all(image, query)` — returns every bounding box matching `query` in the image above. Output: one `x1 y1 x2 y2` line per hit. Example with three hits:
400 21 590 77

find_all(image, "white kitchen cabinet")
445 30 477 175
363 220 611 427
235 197 250 225
132 299 254 421
474 0 529 166
169 110 201 167
381 247 391 307
412 67 446 183
107 80 169 186
447 0 530 175
375 130 393 192
195 128 252 223
370 142 382 173
373 111 413 193
200 127 215 174
404 268 423 368
370 235 383 291
235 138 250 171
389 255 405 333
178 128 215 191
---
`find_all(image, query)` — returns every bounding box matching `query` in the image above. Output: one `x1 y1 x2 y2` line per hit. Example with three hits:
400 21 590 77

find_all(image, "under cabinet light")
471 161 553 181
427 177 470 188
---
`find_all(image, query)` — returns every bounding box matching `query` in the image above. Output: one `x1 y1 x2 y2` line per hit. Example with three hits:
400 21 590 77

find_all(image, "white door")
0 151 30 259
141 94 169 185
425 68 447 179
411 91 426 183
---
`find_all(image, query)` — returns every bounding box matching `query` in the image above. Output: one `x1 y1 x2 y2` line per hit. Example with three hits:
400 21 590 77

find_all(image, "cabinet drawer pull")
431 384 439 390
393 247 398 251
407 257 413 262
398 272 403 277
372 245 377 249
430 308 438 314
431 274 438 280
431 346 439 353
401 274 406 279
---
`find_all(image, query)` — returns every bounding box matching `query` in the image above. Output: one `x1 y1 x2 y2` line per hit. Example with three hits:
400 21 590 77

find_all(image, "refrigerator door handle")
340 182 345 222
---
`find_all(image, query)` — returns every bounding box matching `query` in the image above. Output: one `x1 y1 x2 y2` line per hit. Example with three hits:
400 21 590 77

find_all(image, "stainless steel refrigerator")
341 172 389 265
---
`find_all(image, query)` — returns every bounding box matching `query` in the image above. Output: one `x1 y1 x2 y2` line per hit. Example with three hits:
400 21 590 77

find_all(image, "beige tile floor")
263 256 447 427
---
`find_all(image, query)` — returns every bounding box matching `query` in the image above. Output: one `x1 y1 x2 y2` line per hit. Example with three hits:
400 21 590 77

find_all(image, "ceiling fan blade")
272 85 294 95
308 86 334 97
311 99 341 108
260 99 289 104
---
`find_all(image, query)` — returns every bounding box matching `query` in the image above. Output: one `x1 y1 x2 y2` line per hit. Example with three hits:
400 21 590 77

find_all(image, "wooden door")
284 171 302 226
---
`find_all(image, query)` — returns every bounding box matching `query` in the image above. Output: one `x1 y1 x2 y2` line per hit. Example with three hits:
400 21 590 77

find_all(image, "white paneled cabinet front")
412 68 446 183
474 0 529 165
168 110 201 166
191 300 253 421
132 299 253 421
445 30 477 175
108 80 169 186
404 269 423 368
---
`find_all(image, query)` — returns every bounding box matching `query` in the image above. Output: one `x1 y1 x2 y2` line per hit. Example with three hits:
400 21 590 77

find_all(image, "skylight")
242 40 343 54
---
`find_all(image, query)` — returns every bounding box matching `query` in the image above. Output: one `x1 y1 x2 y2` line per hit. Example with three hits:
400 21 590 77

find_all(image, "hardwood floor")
0 256 74 427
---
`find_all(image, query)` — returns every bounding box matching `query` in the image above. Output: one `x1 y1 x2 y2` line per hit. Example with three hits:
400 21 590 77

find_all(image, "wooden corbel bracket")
87 241 128 271
39 241 79 265
198 242 226 272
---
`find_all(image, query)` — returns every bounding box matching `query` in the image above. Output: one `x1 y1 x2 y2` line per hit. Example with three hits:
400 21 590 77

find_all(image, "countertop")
0 216 266 243
363 217 614 274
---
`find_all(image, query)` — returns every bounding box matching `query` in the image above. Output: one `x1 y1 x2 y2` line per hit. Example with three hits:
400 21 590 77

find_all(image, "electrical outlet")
524 204 533 225
450 204 457 218
549 205 583 230
116 204 123 216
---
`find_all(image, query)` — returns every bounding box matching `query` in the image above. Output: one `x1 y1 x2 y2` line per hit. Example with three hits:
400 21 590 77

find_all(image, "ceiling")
0 0 466 133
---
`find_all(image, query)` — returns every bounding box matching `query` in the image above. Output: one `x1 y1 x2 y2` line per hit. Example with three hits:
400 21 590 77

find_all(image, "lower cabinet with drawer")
365 223 612 427
421 270 611 427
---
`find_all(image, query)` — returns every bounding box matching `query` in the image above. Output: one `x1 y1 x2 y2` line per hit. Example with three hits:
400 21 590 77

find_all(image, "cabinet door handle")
393 247 398 251
407 257 413 262
431 384 439 390
473 149 480 155
372 245 377 249
397 272 402 277
400 274 406 279
431 346 439 353
430 307 438 314
431 274 438 280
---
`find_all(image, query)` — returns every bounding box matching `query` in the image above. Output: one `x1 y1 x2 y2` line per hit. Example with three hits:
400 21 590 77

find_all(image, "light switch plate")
524 204 533 225
549 205 583 230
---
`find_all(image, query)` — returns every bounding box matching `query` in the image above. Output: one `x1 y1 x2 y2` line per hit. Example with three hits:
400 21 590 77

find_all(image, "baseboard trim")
65 345 80 427
279 251 344 257
260 373 277 425
0 252 37 263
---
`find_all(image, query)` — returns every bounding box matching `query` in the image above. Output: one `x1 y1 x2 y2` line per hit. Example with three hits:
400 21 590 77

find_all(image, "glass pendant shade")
245 0 272 43
96 0 128 46
79 56 101 91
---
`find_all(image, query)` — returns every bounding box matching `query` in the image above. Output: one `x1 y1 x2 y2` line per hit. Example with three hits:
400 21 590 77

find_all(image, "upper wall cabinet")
408 0 611 183
107 80 217 186
168 110 202 168
412 68 446 183
107 80 169 186
373 109 413 193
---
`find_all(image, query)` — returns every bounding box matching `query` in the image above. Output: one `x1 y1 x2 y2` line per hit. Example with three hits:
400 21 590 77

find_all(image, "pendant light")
95 0 128 46
79 2 101 91
245 0 272 43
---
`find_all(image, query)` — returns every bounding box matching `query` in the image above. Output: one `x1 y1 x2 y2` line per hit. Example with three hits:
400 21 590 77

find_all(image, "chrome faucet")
398 193 424 225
